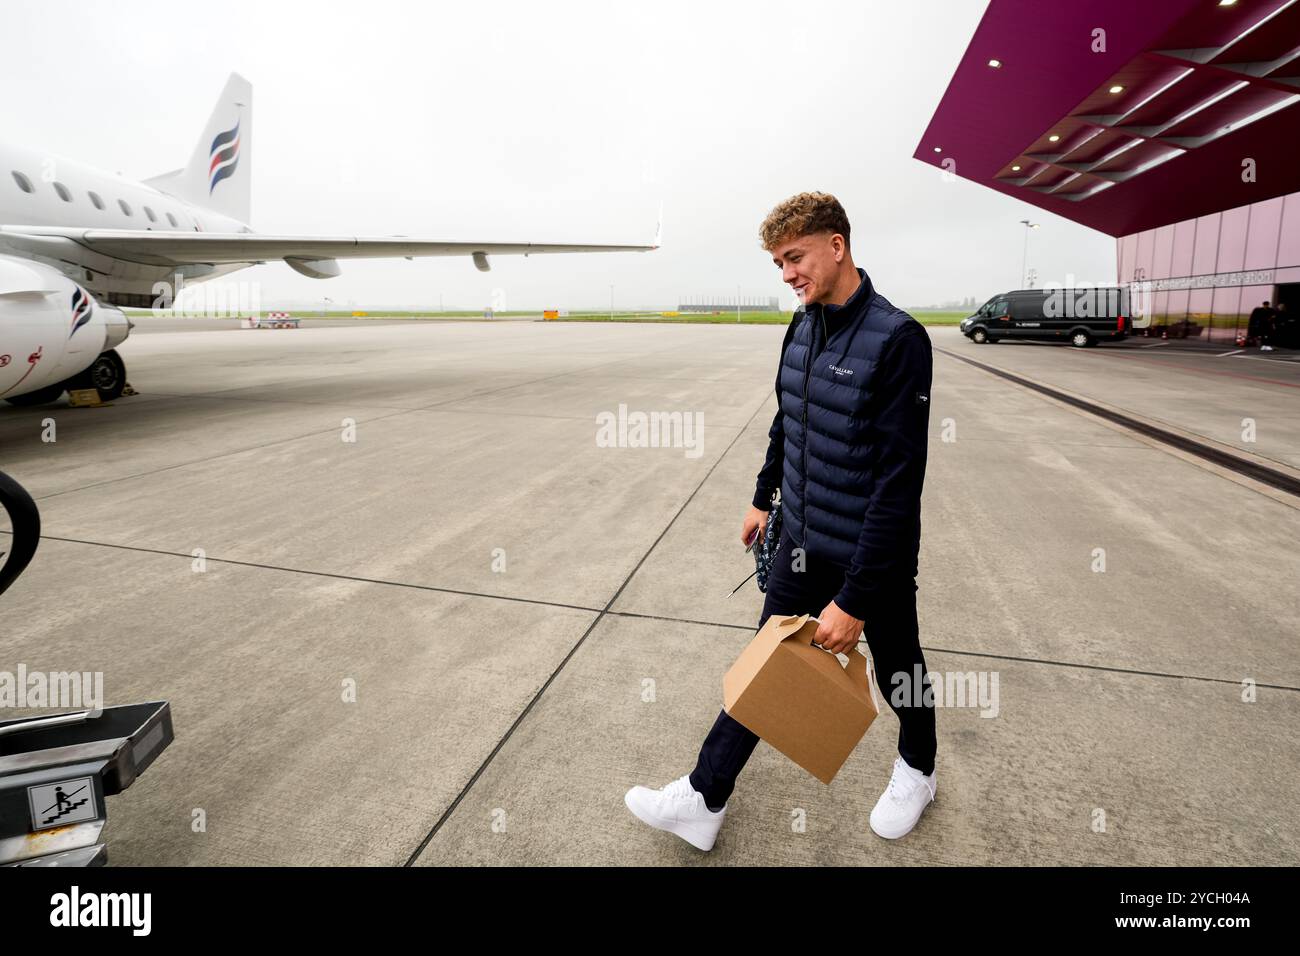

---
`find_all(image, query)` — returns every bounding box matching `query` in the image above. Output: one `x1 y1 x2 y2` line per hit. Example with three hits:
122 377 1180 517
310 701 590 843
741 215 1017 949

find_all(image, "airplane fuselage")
1 70 653 405
0 139 252 306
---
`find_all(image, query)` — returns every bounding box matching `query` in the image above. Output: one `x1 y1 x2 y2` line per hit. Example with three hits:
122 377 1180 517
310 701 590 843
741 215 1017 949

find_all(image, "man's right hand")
742 505 768 548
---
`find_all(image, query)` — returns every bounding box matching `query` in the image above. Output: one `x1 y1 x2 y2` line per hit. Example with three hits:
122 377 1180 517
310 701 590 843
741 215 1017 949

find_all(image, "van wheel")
971 328 988 344
1070 330 1092 348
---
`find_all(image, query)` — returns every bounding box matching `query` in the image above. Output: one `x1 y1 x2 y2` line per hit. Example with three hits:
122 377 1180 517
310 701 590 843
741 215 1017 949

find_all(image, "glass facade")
1118 189 1300 344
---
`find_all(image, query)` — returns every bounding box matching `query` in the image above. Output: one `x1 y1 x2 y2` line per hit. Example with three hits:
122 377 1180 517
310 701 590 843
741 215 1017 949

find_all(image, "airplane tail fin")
145 73 252 225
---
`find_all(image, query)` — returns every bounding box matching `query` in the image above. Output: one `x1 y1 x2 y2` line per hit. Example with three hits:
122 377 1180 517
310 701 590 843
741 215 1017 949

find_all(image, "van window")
1010 292 1045 320
992 298 1010 316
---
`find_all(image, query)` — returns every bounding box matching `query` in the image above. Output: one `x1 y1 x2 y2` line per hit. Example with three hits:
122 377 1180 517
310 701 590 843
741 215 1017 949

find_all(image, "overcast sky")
4 0 1116 311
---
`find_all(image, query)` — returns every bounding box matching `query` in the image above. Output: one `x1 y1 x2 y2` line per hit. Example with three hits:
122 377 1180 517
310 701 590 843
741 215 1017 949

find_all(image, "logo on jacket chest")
828 364 854 377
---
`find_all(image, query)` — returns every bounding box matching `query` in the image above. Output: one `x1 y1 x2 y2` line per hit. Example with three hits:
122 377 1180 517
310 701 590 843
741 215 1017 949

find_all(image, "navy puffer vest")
778 268 921 566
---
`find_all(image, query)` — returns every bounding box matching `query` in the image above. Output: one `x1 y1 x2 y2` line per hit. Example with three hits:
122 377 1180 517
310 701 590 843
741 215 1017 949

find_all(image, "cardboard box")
723 613 880 784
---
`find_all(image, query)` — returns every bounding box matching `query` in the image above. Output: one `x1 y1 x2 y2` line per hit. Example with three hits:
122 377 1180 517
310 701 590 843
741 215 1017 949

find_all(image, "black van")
960 287 1132 347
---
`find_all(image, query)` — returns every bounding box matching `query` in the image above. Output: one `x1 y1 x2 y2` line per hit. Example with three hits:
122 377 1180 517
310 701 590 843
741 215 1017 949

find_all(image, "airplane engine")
0 254 131 405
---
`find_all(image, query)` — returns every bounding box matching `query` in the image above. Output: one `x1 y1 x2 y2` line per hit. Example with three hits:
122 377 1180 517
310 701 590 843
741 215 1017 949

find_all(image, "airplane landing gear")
3 349 128 406
69 349 127 402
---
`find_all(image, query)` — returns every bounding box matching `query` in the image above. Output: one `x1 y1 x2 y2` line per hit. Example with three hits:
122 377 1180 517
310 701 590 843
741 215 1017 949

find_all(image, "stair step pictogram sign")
28 777 99 830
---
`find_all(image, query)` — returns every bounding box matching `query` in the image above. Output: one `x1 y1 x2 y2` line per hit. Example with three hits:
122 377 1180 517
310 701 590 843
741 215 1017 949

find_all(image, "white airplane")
0 73 659 406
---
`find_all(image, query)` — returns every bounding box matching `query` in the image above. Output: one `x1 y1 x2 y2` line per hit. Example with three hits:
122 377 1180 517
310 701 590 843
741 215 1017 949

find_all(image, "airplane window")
166 212 178 228
118 199 133 216
53 182 73 202
144 206 157 223
12 171 35 193
88 191 105 210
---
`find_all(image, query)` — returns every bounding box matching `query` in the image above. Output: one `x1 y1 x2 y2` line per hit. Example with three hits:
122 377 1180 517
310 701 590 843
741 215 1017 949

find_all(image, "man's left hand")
814 600 863 655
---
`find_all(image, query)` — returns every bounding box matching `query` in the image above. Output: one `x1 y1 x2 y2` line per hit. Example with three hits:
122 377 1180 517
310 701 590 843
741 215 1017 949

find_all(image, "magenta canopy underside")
915 0 1300 236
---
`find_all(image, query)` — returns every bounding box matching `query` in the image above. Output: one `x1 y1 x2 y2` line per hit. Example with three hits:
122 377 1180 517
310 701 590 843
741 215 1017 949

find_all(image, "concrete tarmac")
1 320 1296 865
948 330 1300 470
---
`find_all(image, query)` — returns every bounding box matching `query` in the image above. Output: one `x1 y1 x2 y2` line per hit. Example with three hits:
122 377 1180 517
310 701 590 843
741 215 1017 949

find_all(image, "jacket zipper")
801 308 825 550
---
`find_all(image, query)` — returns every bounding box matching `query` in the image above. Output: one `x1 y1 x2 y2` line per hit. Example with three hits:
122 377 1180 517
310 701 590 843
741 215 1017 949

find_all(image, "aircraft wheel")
69 349 128 402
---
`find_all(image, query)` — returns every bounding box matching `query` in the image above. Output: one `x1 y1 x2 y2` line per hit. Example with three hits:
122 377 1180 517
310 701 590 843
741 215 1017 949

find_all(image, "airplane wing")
6 226 659 273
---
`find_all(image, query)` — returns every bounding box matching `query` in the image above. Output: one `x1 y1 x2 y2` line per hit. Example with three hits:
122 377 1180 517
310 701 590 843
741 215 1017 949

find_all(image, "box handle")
795 619 872 692
775 613 812 628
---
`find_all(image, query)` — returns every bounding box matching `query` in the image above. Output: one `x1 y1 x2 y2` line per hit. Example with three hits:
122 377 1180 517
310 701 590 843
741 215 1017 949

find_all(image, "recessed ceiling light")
1219 1 1237 6
988 59 1002 68
1012 164 1022 171
933 146 942 153
1109 85 1124 94
1049 134 1061 142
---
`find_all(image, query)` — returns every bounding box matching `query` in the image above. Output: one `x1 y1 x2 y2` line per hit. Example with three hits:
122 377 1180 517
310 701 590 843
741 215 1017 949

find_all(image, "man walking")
1247 300 1274 349
625 192 938 851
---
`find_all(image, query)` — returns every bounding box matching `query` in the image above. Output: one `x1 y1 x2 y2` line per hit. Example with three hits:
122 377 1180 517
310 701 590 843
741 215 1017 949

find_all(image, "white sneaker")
1261 345 1274 351
869 756 936 839
624 774 726 850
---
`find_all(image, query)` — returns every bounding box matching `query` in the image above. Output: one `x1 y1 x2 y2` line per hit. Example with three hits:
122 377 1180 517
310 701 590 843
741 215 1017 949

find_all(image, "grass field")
127 308 970 326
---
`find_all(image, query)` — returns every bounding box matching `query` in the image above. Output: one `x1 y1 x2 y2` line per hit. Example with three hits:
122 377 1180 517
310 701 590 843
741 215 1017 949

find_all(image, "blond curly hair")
759 191 851 251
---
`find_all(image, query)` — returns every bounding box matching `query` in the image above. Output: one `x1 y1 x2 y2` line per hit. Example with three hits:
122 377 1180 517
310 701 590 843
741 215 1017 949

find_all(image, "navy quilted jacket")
752 267 932 619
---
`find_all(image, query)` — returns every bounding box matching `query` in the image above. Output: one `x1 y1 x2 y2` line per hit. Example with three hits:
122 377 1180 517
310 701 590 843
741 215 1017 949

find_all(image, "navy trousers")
688 526 937 810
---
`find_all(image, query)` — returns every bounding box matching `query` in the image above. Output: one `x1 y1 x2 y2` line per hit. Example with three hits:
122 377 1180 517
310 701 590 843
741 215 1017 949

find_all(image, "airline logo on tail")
209 119 240 194
70 286 92 338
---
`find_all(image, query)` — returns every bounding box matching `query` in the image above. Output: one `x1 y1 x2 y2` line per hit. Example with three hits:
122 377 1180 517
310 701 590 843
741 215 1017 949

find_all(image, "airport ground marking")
934 346 1300 500
400 386 772 866
5 536 1295 694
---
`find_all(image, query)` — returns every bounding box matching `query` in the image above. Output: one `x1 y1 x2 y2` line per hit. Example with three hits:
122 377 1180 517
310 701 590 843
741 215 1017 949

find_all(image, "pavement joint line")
599 610 1300 692
20 345 704 503
918 645 1300 692
944 437 1149 448
1073 345 1300 389
933 346 1300 500
1236 354 1300 366
7 534 1290 692
400 384 772 866
20 533 607 616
